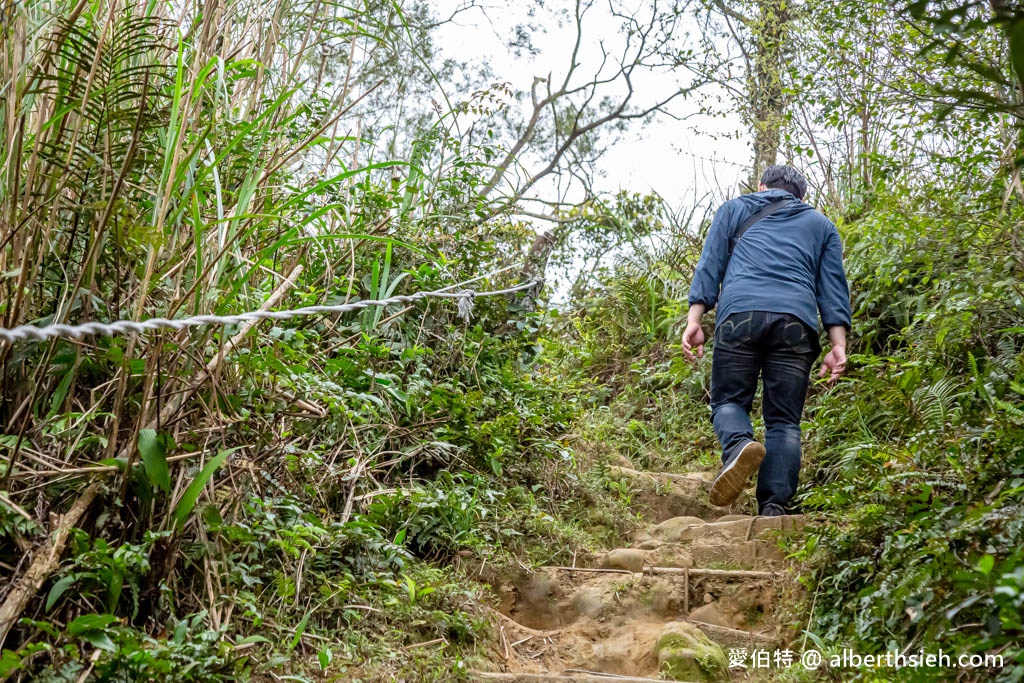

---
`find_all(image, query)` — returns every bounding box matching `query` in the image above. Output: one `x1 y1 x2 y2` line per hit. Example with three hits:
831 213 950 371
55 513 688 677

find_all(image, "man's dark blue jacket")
688 188 852 333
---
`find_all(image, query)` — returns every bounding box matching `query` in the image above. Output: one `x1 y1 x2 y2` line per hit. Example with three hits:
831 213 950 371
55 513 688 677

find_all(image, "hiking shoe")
759 503 786 517
708 440 766 507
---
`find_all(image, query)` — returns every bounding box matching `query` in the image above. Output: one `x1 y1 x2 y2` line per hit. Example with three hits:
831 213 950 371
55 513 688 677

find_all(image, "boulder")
649 516 706 542
714 514 750 523
654 621 730 681
602 548 646 573
687 602 734 629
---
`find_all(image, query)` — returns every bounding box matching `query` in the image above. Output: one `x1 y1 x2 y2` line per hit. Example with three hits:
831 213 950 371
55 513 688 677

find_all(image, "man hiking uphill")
682 165 852 517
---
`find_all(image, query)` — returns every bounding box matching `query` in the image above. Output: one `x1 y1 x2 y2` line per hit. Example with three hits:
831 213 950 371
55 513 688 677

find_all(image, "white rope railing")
0 268 538 343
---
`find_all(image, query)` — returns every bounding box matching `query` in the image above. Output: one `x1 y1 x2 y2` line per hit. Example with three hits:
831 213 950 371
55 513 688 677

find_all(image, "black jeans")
710 311 820 510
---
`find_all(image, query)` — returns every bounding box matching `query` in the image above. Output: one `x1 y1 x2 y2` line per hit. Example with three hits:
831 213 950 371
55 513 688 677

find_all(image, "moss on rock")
654 622 730 682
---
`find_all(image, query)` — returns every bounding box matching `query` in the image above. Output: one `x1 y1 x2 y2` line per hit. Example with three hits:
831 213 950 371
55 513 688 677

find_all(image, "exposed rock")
654 621 730 681
688 602 733 629
603 548 645 573
612 454 634 468
714 514 750 523
571 587 605 619
648 516 706 542
479 467 807 681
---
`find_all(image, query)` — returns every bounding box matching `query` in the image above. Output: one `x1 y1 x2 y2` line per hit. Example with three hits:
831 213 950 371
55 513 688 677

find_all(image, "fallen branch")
549 566 634 575
645 567 783 579
6 451 210 480
486 607 563 638
563 670 669 681
684 619 776 645
0 483 100 649
403 637 448 651
0 493 34 521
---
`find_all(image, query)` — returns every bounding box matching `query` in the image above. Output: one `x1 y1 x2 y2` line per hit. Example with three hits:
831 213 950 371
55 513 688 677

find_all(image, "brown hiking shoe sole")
709 441 766 507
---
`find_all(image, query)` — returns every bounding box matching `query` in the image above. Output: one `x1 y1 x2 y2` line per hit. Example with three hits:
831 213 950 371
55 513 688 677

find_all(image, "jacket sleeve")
688 203 734 310
815 227 852 330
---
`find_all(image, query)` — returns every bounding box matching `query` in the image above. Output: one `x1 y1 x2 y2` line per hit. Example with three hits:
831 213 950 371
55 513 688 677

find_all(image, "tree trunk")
747 0 790 190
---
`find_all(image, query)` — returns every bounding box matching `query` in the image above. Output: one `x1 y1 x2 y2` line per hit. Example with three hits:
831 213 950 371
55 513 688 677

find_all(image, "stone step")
599 541 788 573
603 467 752 522
503 566 789 634
639 513 806 543
606 466 706 486
483 465 809 682
483 616 734 681
682 618 778 648
639 537 786 571
587 514 805 573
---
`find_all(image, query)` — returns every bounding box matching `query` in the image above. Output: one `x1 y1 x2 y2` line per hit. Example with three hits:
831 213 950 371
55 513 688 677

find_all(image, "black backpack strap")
728 199 793 256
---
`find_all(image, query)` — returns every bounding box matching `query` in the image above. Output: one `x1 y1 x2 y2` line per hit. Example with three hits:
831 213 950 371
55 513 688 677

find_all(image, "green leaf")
138 429 171 492
47 370 75 419
81 631 117 652
67 613 118 635
0 649 22 676
46 575 77 612
978 554 995 576
800 629 828 650
1009 20 1024 87
172 448 238 529
317 645 332 670
234 635 271 646
289 610 312 652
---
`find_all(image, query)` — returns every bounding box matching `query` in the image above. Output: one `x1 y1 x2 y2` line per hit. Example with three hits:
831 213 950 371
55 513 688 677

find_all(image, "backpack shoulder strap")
728 199 793 256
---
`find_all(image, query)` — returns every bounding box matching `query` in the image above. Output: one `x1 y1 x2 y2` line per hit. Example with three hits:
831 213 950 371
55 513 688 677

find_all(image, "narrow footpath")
473 459 809 682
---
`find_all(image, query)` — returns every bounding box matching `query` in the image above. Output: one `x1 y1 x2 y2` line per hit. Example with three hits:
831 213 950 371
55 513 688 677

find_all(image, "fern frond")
910 377 963 429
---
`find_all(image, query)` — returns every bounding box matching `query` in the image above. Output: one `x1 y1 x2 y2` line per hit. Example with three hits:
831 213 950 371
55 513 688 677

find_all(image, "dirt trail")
473 462 808 682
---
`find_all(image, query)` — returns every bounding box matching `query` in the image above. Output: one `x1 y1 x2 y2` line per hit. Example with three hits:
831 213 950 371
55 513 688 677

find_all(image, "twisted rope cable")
0 272 538 344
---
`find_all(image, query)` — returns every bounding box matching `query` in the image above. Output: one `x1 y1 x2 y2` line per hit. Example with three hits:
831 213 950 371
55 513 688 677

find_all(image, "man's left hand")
682 321 705 361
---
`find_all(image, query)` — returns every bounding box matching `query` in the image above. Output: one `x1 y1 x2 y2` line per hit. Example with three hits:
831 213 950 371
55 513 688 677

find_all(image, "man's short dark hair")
760 165 807 200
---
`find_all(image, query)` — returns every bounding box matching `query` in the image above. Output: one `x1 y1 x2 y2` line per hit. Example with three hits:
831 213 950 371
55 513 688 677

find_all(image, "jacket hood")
736 188 813 216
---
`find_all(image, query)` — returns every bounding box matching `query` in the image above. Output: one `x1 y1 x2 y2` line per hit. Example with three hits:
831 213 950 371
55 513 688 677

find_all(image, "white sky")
430 0 753 212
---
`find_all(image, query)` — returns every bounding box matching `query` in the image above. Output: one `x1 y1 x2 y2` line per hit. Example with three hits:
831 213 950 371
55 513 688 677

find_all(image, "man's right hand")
818 325 848 385
682 320 705 361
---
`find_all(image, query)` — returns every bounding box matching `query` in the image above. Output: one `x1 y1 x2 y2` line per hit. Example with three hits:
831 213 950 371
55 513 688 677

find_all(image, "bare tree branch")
477 0 708 215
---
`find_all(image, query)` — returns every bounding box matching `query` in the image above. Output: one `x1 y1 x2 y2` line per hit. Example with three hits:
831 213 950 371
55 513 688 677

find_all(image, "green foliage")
0 0 619 678
1 613 242 682
793 176 1024 679
4 0 1023 678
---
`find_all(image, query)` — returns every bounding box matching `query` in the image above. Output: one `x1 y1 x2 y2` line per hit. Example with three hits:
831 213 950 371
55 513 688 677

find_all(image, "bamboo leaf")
46 575 78 612
289 610 312 652
138 429 171 492
172 448 239 529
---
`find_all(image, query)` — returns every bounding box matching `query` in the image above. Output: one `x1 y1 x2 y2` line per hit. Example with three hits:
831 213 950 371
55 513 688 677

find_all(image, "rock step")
483 464 810 681
604 467 751 522
480 618 733 681
606 466 707 485
683 618 778 648
639 513 805 542
589 514 807 572
504 567 788 635
649 538 786 570
602 540 787 572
